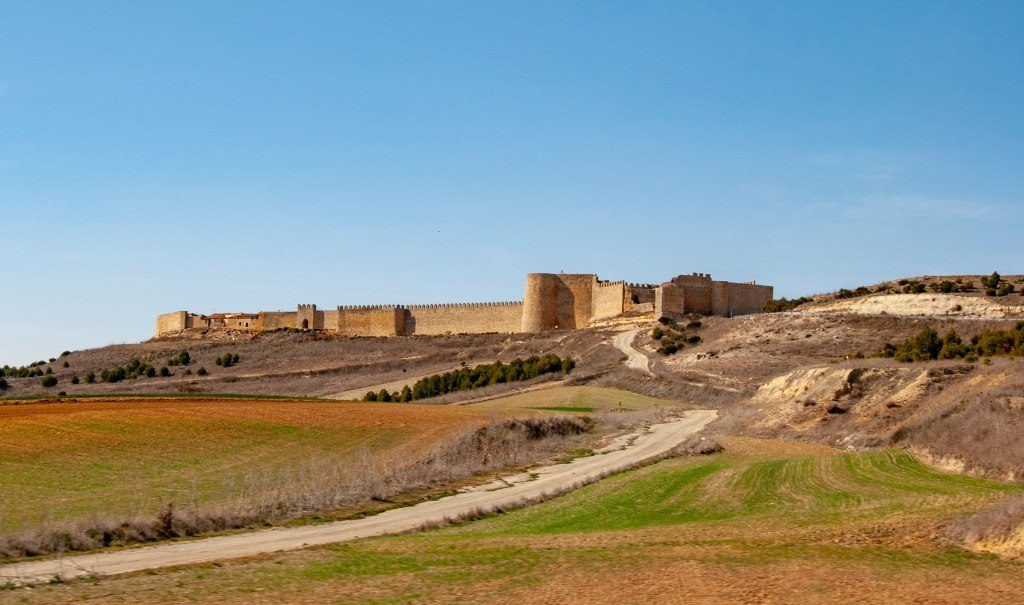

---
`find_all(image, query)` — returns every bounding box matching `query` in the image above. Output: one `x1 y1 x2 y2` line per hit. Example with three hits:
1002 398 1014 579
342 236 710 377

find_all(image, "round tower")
521 273 558 332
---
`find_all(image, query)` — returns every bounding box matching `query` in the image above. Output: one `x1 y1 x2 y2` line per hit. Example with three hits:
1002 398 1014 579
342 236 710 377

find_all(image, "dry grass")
1 329 614 400
0 414 593 560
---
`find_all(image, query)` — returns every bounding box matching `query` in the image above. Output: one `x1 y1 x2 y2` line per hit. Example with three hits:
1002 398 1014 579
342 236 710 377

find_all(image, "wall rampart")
410 301 523 335
337 306 403 337
155 311 187 337
590 281 625 320
153 271 772 337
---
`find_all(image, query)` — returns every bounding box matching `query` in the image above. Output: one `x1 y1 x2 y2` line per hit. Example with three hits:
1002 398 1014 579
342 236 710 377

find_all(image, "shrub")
40 375 58 388
60 351 70 357
146 366 157 378
57 391 66 397
363 391 378 402
159 367 170 377
62 361 69 368
377 389 392 402
399 385 413 402
85 371 95 384
0 378 7 391
651 326 664 340
215 356 222 366
197 367 208 376
167 351 191 366
45 367 53 375
71 375 80 384
930 280 956 293
686 335 702 345
764 297 810 313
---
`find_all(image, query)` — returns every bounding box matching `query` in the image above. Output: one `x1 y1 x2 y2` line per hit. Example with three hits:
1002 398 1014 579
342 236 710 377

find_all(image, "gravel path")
613 328 653 375
0 410 716 586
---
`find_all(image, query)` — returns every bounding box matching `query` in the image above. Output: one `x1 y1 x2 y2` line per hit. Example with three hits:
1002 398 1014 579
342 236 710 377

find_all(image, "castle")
155 272 772 338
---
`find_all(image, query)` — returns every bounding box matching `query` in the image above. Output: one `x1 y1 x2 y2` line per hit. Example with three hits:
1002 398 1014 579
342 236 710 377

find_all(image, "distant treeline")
877 323 1024 363
363 354 575 402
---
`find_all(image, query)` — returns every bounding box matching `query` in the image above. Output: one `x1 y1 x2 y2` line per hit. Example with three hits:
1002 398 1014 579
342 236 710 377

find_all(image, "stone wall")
655 283 685 321
669 273 714 314
591 281 626 320
409 302 522 335
296 304 321 330
726 282 773 316
258 311 297 330
155 311 187 337
337 306 404 337
153 271 773 338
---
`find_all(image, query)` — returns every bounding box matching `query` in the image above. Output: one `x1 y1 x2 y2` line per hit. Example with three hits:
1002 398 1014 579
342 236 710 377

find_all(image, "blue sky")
1 1 1022 363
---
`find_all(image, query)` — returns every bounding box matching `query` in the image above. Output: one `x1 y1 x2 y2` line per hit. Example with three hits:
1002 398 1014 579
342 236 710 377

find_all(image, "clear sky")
1 1 1022 364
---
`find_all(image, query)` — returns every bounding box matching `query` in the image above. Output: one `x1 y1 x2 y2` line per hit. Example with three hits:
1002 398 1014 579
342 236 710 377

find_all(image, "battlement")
404 301 522 310
155 271 771 337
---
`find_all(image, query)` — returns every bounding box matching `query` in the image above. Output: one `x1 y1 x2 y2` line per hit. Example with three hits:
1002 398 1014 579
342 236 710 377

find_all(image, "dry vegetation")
0 329 617 400
0 410 593 560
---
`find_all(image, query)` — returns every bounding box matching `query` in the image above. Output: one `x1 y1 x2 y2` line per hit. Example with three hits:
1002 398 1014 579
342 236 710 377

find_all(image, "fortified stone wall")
297 304 322 330
258 311 297 330
154 271 773 337
671 274 714 314
156 311 187 337
591 281 626 320
655 283 685 321
337 306 405 337
409 302 522 335
725 282 773 315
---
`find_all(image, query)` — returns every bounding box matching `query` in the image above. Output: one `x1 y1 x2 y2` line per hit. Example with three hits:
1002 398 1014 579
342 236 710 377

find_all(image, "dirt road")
0 410 715 586
612 328 653 375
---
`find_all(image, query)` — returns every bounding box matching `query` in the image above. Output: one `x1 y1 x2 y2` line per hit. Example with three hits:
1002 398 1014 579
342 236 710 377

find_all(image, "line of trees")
363 354 575 402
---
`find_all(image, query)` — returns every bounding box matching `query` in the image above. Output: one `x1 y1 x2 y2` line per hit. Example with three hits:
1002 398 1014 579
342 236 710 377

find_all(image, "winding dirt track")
612 328 653 375
0 410 716 586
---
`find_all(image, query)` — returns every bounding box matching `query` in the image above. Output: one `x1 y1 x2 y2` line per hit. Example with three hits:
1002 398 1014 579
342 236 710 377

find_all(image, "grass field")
0 398 484 533
12 437 1023 604
466 385 684 413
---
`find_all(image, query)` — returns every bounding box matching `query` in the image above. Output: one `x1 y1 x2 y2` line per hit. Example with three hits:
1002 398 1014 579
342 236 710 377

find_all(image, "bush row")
364 354 575 402
876 324 1024 362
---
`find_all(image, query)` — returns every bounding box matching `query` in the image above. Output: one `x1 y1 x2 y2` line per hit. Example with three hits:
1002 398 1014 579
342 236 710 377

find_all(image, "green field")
17 437 1024 604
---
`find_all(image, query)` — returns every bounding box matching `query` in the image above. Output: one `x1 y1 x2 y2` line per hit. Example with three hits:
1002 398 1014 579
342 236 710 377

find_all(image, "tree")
41 375 58 388
363 391 378 402
377 389 391 402
160 366 170 377
400 385 413 402
197 367 208 376
85 371 96 384
71 375 80 384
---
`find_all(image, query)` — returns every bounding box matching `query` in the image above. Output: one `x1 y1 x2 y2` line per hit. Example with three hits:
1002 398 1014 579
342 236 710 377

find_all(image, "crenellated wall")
336 305 406 337
154 271 772 337
409 302 522 335
591 281 626 321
